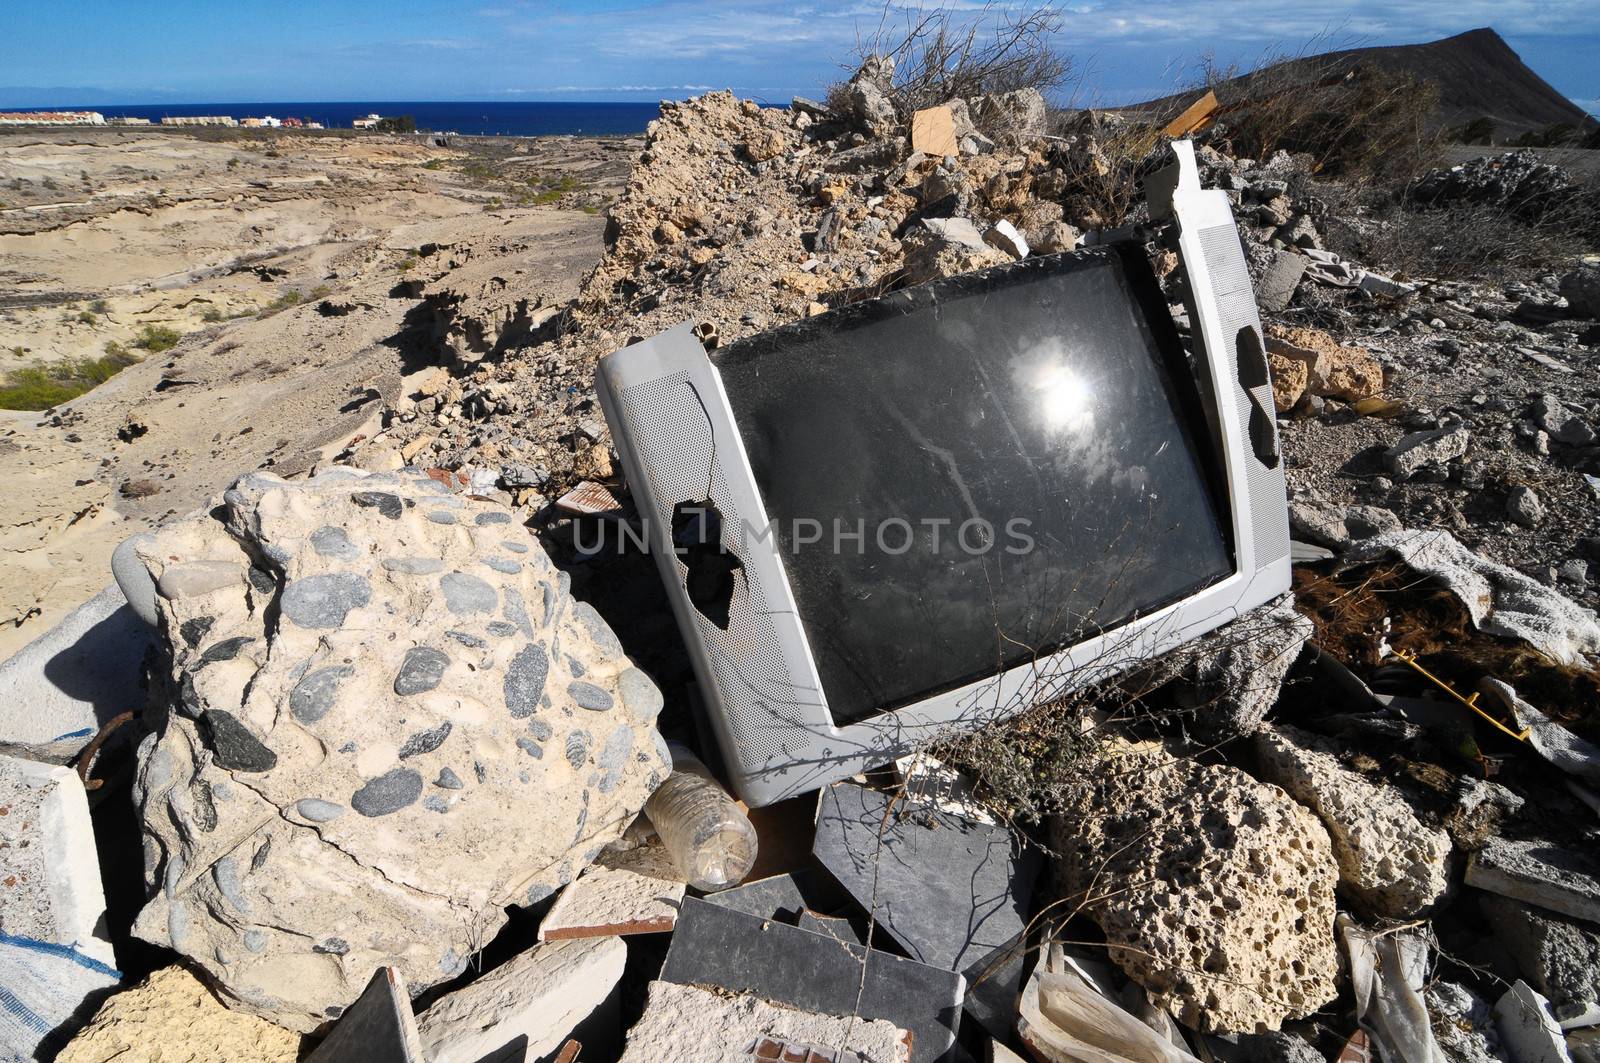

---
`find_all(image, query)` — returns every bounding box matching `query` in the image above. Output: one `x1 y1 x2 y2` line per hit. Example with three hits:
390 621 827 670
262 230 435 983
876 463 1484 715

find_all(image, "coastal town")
0 109 410 129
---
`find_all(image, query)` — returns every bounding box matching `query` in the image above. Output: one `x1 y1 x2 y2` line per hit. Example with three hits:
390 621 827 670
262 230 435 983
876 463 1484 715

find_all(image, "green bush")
134 324 181 352
0 349 140 411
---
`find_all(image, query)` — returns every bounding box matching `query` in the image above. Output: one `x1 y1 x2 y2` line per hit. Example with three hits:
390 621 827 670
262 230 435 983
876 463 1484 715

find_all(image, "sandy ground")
0 127 632 658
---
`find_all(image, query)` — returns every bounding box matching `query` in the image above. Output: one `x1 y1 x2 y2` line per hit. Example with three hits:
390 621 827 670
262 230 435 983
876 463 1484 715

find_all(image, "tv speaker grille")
618 373 800 764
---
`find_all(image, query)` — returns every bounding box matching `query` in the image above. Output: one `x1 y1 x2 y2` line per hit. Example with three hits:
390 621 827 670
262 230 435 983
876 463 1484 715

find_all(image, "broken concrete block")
661 896 964 1063
1266 326 1384 403
984 219 1029 260
1050 741 1339 1033
538 844 686 940
0 584 153 764
305 968 421 1062
0 755 115 966
1382 424 1471 479
55 965 297 1063
126 468 670 1031
1429 981 1508 1063
619 980 911 1063
1482 894 1600 1025
1254 725 1452 918
1169 594 1312 743
417 937 625 1063
910 105 958 157
812 780 1039 973
1496 980 1575 1063
901 217 1008 285
1254 249 1307 313
1468 837 1600 924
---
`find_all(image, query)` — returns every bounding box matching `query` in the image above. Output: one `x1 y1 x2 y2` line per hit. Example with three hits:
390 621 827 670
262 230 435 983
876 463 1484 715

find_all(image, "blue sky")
2 0 1597 113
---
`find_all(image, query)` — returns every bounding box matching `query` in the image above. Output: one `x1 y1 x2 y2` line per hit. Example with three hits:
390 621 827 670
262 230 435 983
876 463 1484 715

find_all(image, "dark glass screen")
712 247 1233 725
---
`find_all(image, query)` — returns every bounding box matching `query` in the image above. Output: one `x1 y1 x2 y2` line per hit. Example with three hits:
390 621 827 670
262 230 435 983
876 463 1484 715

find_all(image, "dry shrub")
841 2 1072 117
1053 119 1163 229
1294 564 1600 744
1186 40 1441 184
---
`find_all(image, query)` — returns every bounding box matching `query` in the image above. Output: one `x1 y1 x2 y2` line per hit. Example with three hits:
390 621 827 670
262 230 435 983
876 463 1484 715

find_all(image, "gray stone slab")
0 584 153 763
306 966 422 1061
1482 893 1600 1023
1256 249 1307 312
1469 837 1600 924
703 871 818 922
813 781 1039 973
661 895 965 1063
798 909 861 945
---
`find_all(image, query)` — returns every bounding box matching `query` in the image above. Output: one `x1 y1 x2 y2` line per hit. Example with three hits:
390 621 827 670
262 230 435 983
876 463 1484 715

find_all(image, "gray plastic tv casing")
596 141 1290 806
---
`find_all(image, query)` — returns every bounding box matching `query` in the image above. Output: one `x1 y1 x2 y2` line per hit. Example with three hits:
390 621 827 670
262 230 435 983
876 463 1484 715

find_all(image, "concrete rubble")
3 51 1600 1063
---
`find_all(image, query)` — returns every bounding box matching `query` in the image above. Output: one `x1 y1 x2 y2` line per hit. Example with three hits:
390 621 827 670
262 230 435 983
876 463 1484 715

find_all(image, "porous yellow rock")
57 966 303 1063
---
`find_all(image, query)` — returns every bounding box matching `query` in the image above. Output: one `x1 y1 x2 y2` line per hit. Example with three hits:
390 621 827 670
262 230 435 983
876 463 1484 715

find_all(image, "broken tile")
1468 837 1600 924
1495 980 1573 1063
910 106 958 158
705 870 824 922
893 752 996 825
555 481 624 518
539 844 686 940
619 981 910 1062
305 967 422 1062
417 938 625 1063
813 781 1039 973
661 896 964 1063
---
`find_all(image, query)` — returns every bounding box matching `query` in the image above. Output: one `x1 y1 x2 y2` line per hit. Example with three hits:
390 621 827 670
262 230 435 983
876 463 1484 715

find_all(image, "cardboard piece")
911 106 960 157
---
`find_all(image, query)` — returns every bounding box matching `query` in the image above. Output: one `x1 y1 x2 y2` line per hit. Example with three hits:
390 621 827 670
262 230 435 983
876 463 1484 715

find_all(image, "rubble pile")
4 54 1600 1063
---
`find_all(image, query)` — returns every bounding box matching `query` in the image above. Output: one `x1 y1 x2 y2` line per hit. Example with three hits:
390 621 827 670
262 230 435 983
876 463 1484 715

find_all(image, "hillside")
1129 28 1594 141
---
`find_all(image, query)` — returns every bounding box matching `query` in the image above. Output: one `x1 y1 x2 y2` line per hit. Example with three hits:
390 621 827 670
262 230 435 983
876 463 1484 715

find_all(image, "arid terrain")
0 127 637 656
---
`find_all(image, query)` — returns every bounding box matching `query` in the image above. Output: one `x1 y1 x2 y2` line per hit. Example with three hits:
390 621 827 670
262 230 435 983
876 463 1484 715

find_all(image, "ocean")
80 101 664 137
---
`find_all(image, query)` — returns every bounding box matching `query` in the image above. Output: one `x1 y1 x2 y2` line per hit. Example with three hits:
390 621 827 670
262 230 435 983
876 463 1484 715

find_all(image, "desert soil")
0 127 637 657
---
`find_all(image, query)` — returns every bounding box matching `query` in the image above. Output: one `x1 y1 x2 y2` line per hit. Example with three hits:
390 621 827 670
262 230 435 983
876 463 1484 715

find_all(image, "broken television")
598 143 1290 806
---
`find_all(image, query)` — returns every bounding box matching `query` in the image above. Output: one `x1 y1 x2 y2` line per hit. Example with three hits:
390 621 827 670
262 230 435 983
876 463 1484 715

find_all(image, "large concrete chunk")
128 468 670 1031
1050 742 1340 1033
1482 894 1600 1026
0 755 115 966
619 981 910 1063
1254 725 1451 918
1468 837 1600 925
538 844 686 940
417 937 624 1063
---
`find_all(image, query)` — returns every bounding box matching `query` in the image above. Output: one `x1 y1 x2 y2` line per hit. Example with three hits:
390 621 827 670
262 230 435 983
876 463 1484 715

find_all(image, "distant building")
281 117 303 128
160 115 238 127
304 122 324 130
352 113 382 129
0 111 106 125
108 116 152 125
240 117 263 128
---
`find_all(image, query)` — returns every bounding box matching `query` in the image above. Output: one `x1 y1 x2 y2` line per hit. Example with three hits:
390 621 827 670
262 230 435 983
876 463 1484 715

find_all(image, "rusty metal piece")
75 710 137 791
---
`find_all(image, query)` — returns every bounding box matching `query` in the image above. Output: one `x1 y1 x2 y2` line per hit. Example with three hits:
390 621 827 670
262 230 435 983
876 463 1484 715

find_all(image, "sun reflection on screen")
1033 363 1094 433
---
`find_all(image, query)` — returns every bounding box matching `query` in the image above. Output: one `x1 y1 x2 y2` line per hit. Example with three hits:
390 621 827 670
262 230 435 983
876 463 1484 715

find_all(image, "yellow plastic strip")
1390 649 1531 742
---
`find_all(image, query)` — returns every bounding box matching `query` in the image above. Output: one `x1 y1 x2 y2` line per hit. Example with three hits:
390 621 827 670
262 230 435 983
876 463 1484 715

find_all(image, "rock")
1345 531 1600 667
742 128 786 163
1482 894 1600 1024
909 105 958 157
1430 982 1508 1063
1467 836 1600 924
1254 725 1451 918
1255 250 1308 313
127 468 670 1031
1050 741 1339 1033
1495 980 1574 1063
844 56 899 138
983 219 1029 260
1383 424 1471 479
1266 326 1384 403
1559 265 1600 318
973 88 1048 141
1269 350 1310 412
1169 594 1312 743
618 981 911 1063
900 217 1008 286
1288 502 1401 551
1031 220 1080 254
416 938 626 1063
1509 486 1546 528
56 966 303 1063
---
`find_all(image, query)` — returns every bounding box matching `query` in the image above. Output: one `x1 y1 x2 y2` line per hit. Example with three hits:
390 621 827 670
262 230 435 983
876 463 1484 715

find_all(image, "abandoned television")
596 142 1290 806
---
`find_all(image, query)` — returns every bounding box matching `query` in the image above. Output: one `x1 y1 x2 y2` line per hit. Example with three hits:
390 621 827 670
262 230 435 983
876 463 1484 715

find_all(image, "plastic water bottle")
645 742 758 891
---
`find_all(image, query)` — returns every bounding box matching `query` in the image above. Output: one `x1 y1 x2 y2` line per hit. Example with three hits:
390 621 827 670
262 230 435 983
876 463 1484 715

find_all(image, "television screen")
712 246 1234 726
